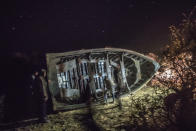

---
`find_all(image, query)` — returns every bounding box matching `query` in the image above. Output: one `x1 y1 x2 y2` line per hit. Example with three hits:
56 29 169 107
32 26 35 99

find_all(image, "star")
19 15 23 19
11 27 16 31
129 4 134 8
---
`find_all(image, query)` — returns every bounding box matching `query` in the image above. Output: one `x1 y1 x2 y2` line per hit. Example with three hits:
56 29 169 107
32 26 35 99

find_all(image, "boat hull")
46 48 160 110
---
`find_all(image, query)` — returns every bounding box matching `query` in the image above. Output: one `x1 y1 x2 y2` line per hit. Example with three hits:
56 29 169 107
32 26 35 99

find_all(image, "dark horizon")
2 0 196 54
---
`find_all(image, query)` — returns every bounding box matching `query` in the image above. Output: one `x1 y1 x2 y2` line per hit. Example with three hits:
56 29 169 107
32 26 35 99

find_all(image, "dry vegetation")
12 87 169 131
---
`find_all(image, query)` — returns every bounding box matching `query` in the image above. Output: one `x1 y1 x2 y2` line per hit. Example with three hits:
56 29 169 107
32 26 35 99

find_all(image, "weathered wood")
46 48 160 110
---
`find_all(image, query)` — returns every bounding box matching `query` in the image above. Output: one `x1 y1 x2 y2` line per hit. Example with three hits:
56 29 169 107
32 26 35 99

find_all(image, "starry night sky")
2 0 196 54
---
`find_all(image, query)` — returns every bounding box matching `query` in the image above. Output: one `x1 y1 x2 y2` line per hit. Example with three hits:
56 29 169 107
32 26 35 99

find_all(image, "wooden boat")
46 48 160 110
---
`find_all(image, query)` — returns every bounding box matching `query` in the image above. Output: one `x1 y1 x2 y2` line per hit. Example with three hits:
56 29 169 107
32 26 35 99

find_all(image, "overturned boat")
46 48 160 110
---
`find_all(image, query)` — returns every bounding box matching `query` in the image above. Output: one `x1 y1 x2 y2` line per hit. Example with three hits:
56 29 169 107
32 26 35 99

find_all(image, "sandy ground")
2 87 160 131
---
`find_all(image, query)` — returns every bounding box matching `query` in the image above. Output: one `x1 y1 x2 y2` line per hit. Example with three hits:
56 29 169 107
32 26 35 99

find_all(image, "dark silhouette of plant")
124 6 196 131
151 6 196 131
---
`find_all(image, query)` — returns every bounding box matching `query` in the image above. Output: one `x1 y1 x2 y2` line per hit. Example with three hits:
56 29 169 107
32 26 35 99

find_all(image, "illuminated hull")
46 48 160 110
